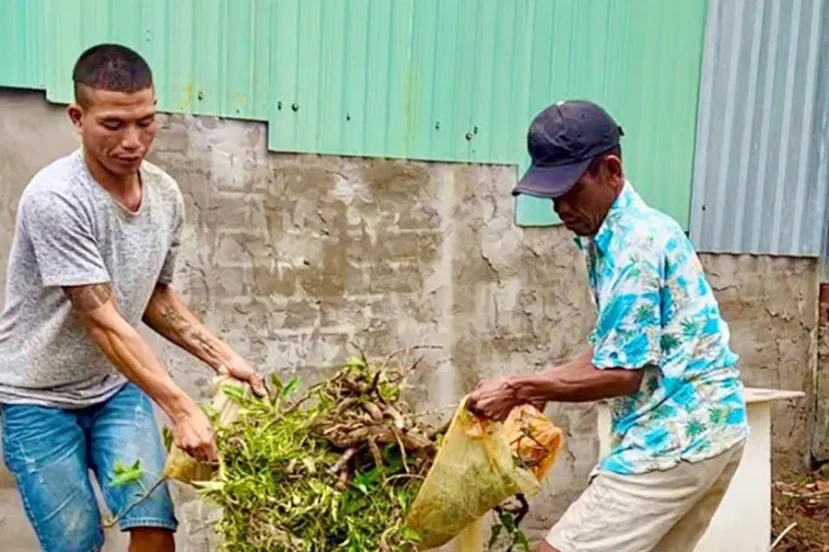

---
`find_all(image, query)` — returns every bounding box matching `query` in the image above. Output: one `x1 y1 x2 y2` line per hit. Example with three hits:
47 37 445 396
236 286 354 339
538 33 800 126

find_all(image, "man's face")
552 154 624 236
67 86 157 177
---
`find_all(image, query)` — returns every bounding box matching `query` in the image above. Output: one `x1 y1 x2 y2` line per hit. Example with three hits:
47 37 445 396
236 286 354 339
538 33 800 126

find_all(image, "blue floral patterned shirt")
577 181 748 475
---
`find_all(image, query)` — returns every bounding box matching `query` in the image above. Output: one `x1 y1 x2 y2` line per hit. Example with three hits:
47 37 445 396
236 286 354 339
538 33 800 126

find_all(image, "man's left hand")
217 355 267 398
467 377 522 421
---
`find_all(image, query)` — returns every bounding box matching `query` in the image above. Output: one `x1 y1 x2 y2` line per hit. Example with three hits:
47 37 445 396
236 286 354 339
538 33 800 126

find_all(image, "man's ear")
66 103 84 133
604 154 624 187
604 154 622 176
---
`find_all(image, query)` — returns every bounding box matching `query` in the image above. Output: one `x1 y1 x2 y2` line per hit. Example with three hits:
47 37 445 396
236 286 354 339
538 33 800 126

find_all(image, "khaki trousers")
546 440 745 552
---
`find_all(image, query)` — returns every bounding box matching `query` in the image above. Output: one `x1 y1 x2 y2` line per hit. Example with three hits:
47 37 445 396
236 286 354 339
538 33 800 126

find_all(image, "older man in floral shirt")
468 100 748 552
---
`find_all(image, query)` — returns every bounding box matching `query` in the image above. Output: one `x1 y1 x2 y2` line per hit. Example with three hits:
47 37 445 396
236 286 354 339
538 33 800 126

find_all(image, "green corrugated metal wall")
0 0 708 229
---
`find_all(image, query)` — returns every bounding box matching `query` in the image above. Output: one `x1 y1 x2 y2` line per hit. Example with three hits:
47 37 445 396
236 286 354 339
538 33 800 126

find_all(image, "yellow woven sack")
163 376 250 484
406 398 564 550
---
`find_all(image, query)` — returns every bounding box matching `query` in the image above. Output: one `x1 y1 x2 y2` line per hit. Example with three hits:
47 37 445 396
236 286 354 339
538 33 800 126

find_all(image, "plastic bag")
406 398 564 550
502 404 564 481
163 376 250 484
454 518 484 552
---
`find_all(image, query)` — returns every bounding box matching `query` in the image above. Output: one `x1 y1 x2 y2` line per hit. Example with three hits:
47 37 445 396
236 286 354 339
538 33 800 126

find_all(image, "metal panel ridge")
690 0 829 256
0 0 709 230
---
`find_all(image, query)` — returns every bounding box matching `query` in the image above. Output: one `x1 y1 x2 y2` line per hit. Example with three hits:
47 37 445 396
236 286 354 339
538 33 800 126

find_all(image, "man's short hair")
72 43 153 106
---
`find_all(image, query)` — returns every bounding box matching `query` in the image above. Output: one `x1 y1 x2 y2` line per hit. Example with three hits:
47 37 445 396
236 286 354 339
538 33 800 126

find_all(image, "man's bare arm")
512 347 645 403
64 283 217 460
63 283 196 420
143 284 236 371
142 284 266 395
466 347 645 420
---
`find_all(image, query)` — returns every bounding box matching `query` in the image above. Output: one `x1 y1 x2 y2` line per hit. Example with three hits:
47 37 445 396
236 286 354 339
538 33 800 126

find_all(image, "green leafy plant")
193 348 446 552
112 346 536 550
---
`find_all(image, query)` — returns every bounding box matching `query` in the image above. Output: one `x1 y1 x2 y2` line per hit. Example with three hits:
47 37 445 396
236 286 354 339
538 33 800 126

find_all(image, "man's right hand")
171 405 218 463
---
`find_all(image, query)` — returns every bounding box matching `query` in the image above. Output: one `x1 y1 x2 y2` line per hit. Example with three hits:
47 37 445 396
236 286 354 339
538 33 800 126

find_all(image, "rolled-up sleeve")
591 246 664 370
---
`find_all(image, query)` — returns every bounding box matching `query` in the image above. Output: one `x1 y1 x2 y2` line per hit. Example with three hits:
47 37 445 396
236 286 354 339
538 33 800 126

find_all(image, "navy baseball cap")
513 100 624 198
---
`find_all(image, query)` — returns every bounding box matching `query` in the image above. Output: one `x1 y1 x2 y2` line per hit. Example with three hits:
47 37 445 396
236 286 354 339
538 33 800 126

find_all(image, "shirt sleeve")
590 246 664 370
157 188 184 285
22 190 111 288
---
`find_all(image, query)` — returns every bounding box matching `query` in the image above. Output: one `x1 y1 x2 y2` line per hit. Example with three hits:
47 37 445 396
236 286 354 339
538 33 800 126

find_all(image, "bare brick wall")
0 89 818 551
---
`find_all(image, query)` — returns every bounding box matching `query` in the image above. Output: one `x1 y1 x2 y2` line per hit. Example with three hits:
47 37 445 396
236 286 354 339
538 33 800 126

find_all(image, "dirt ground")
771 465 829 551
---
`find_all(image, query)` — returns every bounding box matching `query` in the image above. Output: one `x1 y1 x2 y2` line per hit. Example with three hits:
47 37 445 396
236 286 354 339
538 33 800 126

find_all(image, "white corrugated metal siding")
690 0 829 256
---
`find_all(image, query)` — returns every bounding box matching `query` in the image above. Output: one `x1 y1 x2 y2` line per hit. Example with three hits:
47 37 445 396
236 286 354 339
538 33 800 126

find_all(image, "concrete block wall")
701 255 818 475
0 89 819 550
815 284 829 463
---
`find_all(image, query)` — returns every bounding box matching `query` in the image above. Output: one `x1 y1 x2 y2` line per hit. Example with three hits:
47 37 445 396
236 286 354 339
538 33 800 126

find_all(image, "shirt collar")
574 180 639 253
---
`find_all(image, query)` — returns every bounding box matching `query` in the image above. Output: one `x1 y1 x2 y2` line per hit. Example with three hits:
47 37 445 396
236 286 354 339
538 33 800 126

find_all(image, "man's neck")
83 150 143 212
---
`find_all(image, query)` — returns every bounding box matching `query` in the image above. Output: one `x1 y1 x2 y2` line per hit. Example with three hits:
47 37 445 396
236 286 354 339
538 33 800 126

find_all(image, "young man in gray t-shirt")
0 44 265 552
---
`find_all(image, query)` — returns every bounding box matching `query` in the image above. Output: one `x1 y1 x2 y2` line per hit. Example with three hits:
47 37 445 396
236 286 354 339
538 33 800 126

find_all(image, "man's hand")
467 377 523 421
217 354 267 397
171 405 218 463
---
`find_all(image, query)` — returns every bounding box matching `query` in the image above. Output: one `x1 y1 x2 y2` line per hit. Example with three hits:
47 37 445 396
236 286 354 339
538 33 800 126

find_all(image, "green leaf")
267 372 285 393
281 376 300 398
331 491 339 522
221 384 247 402
497 511 516 532
514 530 531 551
346 355 366 369
352 468 381 496
400 528 421 543
340 491 369 515
110 459 143 487
488 524 503 548
192 480 226 493
199 402 218 418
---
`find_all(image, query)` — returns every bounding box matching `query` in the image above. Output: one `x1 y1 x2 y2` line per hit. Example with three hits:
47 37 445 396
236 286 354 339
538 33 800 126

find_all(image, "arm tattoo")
153 293 223 365
64 283 114 313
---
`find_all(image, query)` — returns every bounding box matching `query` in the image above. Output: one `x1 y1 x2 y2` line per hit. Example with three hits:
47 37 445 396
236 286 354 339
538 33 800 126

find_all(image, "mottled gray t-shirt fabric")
0 149 184 408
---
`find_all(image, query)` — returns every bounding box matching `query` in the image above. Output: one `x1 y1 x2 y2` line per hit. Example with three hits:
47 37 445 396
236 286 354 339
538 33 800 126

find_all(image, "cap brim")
512 158 592 199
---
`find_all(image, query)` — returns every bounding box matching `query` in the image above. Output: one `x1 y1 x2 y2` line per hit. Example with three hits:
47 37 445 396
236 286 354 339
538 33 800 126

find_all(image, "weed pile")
190 351 450 551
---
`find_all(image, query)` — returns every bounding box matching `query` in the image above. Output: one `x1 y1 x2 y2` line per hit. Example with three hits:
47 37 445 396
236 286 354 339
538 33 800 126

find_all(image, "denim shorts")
1 382 178 552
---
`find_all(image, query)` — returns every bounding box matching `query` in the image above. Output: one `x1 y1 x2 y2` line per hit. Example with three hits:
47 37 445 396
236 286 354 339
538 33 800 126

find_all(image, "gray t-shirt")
0 149 183 408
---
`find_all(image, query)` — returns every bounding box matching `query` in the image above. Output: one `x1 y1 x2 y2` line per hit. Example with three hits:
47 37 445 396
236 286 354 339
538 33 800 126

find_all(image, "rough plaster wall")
0 90 597 550
145 110 599 547
701 255 818 476
0 89 819 550
814 284 829 463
